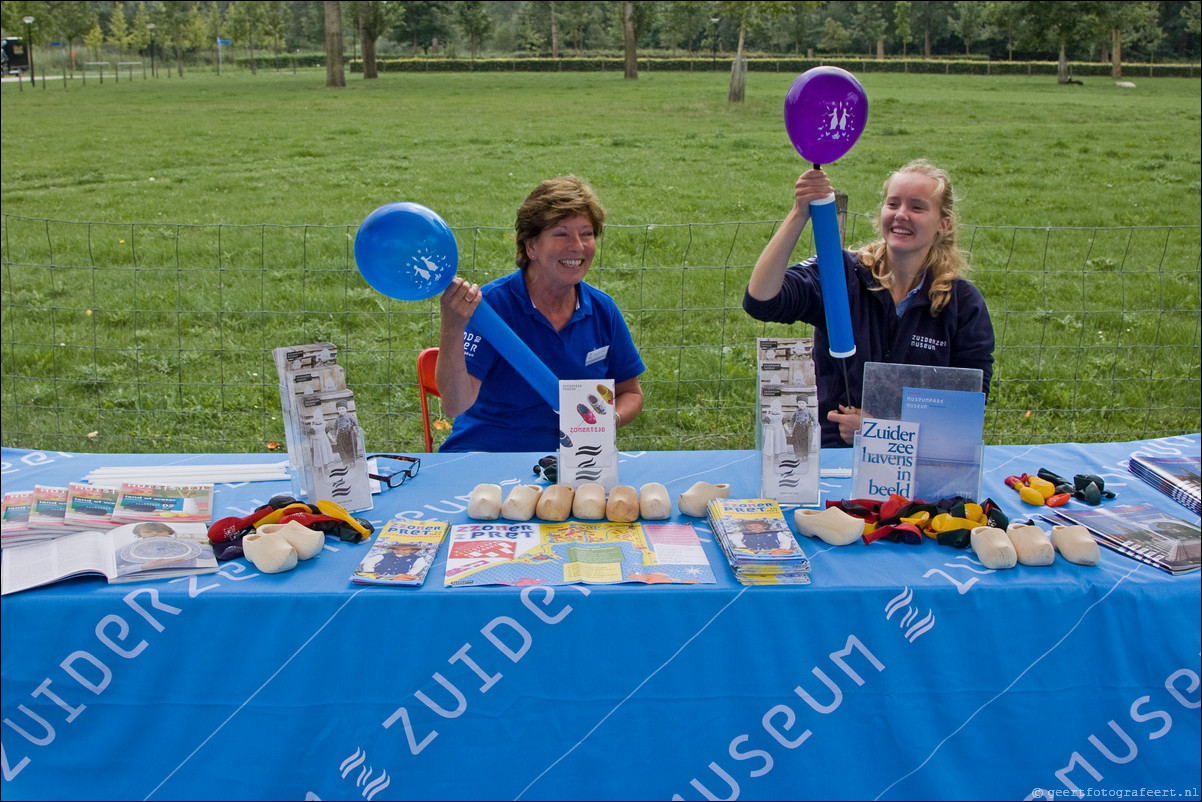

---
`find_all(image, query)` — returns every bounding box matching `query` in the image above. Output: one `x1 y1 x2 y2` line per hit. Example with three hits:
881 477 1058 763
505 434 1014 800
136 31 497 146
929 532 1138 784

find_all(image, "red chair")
417 348 441 453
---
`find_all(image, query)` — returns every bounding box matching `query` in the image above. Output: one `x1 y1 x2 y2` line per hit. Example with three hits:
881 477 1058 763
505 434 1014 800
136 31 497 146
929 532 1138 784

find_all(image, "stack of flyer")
707 498 811 585
2 481 213 550
1127 454 1201 516
2 484 119 547
274 342 372 513
1 490 38 548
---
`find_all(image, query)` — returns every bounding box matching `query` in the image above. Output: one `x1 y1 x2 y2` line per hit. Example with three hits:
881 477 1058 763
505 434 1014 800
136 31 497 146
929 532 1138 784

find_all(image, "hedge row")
235 54 1199 79
365 56 1200 78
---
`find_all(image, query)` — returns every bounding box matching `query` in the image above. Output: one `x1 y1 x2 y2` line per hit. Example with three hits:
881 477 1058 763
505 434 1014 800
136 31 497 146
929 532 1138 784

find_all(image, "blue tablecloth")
2 436 1200 801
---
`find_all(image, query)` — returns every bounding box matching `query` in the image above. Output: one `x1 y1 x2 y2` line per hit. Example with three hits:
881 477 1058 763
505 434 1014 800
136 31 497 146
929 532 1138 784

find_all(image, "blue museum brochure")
900 387 986 464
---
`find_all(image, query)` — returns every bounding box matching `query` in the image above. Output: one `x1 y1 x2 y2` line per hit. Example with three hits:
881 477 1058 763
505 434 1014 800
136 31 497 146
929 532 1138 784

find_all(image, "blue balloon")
355 201 563 411
354 202 458 301
810 197 856 359
471 300 562 411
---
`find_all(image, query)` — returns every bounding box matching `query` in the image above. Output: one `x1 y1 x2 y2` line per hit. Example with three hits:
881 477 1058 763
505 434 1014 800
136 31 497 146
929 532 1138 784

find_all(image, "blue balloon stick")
809 194 856 359
470 299 562 412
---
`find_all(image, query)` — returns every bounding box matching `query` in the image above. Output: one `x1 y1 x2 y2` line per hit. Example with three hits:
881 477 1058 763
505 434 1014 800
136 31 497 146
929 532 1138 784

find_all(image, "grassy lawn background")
2 68 1199 453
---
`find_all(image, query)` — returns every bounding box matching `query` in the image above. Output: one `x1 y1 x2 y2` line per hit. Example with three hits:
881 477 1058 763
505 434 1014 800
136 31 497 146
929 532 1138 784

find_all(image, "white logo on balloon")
821 103 856 140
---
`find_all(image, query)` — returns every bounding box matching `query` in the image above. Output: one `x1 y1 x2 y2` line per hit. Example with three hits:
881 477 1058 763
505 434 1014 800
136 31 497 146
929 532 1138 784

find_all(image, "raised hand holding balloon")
354 202 561 411
783 66 867 364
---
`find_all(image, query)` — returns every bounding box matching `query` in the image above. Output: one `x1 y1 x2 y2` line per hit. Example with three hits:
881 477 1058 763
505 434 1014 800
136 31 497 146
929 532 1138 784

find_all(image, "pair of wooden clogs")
242 521 326 573
969 522 1100 570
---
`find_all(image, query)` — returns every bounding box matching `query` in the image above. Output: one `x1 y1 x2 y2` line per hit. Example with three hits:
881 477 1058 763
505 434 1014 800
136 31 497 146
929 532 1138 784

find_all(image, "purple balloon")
784 67 868 165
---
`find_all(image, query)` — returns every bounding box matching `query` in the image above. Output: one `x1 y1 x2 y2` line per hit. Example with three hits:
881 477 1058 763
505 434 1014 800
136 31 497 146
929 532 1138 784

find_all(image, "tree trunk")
324 0 345 87
728 24 747 102
622 1 637 80
1111 27 1121 80
1057 43 1069 83
359 2 378 79
249 38 257 75
876 38 884 59
550 0 560 59
924 32 931 59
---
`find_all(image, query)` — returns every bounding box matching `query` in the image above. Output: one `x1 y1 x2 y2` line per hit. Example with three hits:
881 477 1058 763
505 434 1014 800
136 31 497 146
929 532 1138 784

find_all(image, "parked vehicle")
2 37 30 75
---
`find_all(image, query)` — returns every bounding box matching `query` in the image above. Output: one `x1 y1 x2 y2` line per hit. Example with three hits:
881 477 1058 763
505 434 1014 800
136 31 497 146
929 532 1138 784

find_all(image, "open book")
1 521 218 595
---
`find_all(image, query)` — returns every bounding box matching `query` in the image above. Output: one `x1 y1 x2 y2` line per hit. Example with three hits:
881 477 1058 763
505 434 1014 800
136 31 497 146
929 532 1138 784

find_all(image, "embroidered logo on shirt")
463 332 482 358
910 335 947 352
585 346 609 366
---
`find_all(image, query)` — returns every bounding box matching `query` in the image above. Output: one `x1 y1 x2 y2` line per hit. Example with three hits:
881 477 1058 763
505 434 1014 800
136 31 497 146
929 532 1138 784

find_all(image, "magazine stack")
707 498 811 585
3 484 119 548
1127 455 1201 516
1046 503 1201 575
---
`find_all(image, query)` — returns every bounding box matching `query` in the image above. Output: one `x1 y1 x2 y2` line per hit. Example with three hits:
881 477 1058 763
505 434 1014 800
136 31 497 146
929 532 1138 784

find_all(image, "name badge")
585 346 609 366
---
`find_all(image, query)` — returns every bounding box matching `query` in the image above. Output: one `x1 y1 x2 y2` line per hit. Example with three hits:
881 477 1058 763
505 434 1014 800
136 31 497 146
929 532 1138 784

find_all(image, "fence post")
834 188 848 246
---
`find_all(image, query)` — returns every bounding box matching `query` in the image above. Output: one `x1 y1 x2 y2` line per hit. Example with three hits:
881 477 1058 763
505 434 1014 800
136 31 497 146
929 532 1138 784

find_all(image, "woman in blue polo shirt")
435 175 645 453
744 159 995 448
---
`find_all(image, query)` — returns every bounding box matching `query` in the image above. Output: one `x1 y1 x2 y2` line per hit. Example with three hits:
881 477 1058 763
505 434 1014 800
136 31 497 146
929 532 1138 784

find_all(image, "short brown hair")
514 175 606 269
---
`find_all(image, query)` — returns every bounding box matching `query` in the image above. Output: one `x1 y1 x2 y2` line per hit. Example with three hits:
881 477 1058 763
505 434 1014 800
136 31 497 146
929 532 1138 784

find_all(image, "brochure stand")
756 338 820 505
273 343 373 513
557 379 619 491
853 363 985 503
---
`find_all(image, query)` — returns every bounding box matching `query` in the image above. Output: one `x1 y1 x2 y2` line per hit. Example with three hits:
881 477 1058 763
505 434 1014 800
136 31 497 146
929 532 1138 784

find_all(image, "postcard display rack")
852 363 986 504
273 343 372 513
756 338 820 505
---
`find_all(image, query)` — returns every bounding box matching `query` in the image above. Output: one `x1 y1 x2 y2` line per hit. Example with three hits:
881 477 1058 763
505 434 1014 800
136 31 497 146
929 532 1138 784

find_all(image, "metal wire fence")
2 212 1198 454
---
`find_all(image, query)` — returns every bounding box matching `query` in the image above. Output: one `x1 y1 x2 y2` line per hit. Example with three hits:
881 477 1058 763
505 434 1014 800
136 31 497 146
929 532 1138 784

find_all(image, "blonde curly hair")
856 159 969 316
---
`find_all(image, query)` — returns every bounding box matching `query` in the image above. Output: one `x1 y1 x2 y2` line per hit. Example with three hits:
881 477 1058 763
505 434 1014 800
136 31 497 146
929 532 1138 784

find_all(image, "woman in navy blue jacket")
744 159 995 448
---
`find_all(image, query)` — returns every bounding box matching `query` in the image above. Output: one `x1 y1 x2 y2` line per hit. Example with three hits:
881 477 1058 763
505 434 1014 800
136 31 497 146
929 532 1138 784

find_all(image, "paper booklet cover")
557 379 619 491
351 518 449 587
1047 503 1200 575
756 338 819 505
899 386 985 501
294 390 372 513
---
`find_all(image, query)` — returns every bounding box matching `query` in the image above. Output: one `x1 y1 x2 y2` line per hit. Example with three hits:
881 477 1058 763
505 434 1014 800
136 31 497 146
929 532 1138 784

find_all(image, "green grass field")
3 69 1199 228
2 68 1199 453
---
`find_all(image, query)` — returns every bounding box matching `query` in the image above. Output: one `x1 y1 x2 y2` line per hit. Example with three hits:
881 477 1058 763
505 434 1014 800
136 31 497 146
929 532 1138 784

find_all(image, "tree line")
2 1 1199 81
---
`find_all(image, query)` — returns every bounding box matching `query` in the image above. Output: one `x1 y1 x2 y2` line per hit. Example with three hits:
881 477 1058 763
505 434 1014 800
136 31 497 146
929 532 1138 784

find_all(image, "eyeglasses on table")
367 454 421 489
